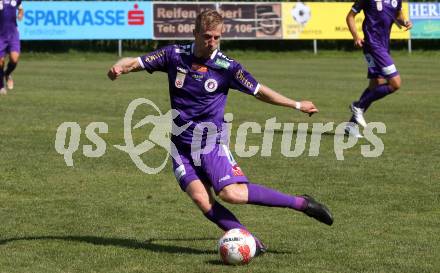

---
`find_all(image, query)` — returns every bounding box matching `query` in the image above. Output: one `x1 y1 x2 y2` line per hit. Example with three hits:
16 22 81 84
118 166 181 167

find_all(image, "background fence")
17 1 440 53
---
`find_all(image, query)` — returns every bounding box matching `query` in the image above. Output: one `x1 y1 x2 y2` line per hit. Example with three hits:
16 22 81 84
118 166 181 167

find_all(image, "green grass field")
0 50 439 273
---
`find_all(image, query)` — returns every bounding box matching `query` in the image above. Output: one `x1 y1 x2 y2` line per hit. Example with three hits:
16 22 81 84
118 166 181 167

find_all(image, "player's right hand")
300 101 319 116
354 37 364 48
107 66 123 81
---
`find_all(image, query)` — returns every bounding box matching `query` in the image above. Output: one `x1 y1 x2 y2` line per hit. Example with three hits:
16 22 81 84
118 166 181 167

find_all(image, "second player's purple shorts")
0 29 21 57
172 143 249 194
363 47 399 79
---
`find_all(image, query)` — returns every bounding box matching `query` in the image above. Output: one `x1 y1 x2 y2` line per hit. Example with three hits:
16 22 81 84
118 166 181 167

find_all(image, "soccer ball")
217 228 256 265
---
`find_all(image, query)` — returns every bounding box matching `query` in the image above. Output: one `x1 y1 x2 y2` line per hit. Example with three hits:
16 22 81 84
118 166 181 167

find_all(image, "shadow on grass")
272 128 338 136
0 235 217 255
205 247 292 265
0 236 292 257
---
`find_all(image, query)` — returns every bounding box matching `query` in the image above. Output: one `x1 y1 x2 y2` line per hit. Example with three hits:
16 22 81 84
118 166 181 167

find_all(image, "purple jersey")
352 0 402 50
138 43 260 145
0 0 22 36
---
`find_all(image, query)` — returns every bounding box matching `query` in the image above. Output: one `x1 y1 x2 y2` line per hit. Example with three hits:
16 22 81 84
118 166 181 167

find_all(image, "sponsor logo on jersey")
176 66 188 74
219 175 231 183
174 165 186 181
382 64 397 75
217 52 233 62
191 63 208 73
376 0 383 11
145 49 166 63
191 74 204 81
215 59 231 69
232 165 244 176
175 67 187 88
391 0 398 8
235 69 254 90
364 54 376 68
204 78 218 92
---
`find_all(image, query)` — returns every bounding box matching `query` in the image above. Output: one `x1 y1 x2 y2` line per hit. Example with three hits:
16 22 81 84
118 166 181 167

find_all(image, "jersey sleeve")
229 62 260 96
352 0 365 13
137 45 174 74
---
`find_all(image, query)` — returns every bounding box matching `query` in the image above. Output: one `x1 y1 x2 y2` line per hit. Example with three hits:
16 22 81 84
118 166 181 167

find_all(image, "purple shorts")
363 47 399 79
171 143 249 194
0 29 21 57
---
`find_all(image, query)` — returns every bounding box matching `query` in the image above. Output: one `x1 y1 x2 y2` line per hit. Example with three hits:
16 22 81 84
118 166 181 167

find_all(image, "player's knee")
389 82 400 92
388 77 401 92
218 186 244 204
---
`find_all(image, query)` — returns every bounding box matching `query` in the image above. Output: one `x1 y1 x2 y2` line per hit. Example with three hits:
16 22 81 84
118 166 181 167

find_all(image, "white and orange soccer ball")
217 228 256 265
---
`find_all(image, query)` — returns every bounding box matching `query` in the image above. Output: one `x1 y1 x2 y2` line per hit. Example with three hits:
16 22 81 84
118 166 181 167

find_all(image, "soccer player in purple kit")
0 0 23 95
345 0 412 137
108 10 333 254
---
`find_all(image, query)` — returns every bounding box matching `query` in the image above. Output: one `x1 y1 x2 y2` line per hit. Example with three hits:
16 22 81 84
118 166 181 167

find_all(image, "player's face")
194 24 223 58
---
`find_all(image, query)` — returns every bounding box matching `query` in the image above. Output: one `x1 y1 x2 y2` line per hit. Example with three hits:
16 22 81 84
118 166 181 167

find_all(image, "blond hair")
194 9 224 33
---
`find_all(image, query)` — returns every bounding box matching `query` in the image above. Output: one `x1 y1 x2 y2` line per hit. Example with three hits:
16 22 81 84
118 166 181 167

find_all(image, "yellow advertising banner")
281 2 409 39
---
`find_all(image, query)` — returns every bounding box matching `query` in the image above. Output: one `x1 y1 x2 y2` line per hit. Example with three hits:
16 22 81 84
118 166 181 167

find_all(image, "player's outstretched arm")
107 57 143 81
255 84 318 115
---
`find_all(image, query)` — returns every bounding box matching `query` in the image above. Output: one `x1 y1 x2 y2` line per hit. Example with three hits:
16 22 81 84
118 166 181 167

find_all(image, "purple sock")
354 88 371 110
204 202 247 231
357 85 392 109
247 183 307 211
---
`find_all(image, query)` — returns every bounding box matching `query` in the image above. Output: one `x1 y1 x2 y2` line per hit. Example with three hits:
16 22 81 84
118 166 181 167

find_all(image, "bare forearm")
114 57 142 74
107 57 142 80
255 84 318 114
346 12 359 40
255 84 297 108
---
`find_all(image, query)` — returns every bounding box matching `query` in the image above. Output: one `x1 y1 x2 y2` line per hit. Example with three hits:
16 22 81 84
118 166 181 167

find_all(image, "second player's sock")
354 88 371 110
247 183 307 211
204 201 248 231
357 84 392 109
4 62 17 77
0 68 4 89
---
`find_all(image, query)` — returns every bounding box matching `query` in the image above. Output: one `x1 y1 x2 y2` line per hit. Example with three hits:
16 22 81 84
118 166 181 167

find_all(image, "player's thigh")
185 179 215 213
200 144 249 195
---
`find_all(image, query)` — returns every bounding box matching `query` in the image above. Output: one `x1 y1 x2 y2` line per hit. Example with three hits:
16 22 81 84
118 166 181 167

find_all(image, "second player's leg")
0 56 5 94
4 51 20 90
